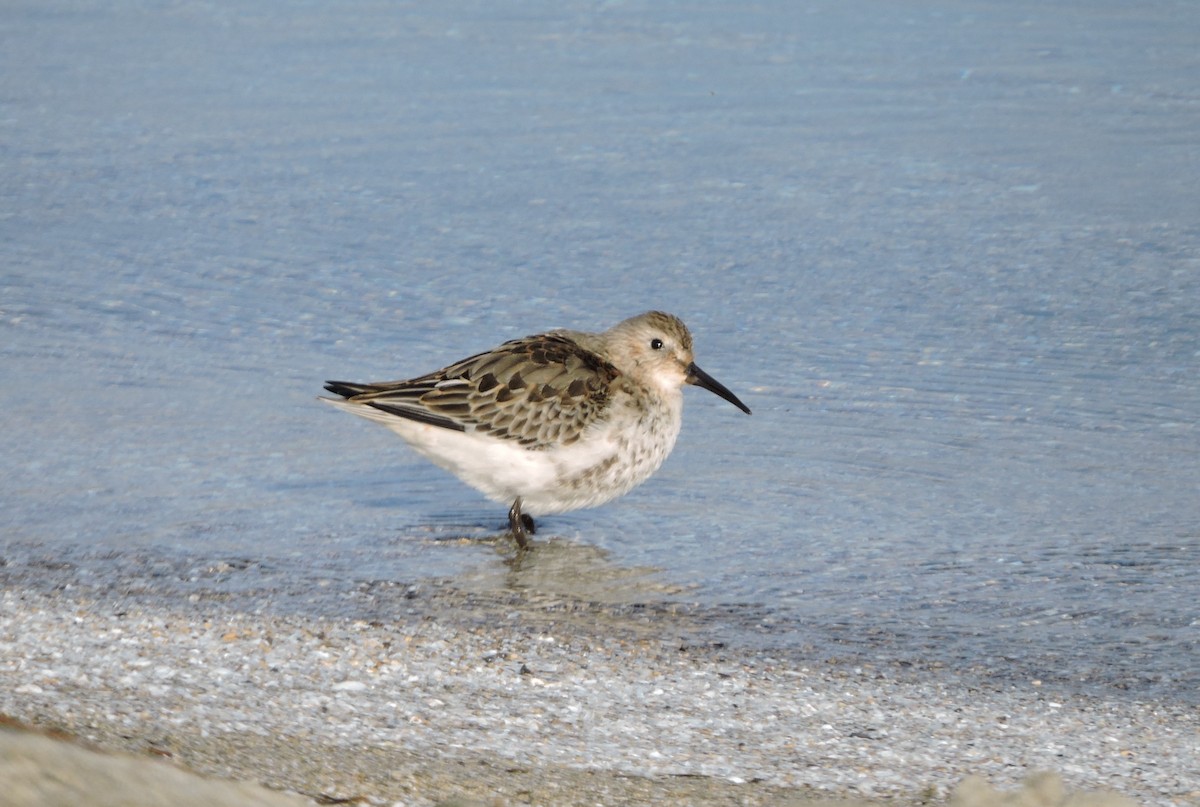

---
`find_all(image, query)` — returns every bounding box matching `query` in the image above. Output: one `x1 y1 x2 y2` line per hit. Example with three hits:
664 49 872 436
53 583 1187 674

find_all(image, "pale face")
610 311 751 414
605 312 696 395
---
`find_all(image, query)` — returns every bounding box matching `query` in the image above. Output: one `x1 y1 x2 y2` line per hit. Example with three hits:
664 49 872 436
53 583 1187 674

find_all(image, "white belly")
325 394 683 515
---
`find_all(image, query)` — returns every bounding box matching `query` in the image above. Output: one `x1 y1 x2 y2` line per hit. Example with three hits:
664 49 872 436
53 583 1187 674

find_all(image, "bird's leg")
508 497 532 549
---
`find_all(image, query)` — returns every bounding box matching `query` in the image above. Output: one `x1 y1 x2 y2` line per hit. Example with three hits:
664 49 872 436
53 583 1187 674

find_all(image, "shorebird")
322 310 751 548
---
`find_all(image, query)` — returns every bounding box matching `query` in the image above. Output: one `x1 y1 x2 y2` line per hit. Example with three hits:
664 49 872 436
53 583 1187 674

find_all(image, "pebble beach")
2 551 1196 807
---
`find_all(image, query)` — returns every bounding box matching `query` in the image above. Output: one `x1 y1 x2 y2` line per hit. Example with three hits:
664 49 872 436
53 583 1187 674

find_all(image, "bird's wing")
324 332 619 448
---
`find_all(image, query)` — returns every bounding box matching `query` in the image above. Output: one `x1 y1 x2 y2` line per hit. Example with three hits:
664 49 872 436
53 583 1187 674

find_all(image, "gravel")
1 580 1196 807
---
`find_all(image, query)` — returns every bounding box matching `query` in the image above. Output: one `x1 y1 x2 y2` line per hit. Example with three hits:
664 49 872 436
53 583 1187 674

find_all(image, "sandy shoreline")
1 562 1197 807
0 725 1149 807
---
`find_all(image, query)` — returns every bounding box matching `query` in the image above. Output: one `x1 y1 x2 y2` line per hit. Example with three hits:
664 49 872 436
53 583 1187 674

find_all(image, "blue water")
2 1 1197 702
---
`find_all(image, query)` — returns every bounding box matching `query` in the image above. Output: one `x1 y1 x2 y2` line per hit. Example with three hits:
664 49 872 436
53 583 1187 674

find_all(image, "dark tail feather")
324 380 373 399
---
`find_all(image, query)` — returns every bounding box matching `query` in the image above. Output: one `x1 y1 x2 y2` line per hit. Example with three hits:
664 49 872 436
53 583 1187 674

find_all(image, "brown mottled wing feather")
323 333 619 449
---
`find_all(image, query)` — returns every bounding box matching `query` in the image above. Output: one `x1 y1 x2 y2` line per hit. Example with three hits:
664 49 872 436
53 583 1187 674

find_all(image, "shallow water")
2 1 1197 703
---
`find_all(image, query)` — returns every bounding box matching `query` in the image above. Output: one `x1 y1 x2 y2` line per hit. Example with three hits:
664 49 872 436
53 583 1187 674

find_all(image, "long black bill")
686 363 752 414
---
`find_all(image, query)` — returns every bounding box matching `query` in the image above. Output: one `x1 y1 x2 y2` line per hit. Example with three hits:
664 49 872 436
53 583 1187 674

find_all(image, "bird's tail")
323 380 374 399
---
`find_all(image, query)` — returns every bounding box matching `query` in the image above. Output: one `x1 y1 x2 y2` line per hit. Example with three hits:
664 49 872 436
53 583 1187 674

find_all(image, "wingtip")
323 380 359 399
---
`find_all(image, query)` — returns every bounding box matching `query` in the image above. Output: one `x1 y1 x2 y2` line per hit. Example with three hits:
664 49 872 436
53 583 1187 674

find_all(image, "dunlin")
322 311 751 548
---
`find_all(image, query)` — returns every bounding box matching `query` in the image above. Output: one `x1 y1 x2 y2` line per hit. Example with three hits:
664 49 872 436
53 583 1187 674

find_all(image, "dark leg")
508 497 532 549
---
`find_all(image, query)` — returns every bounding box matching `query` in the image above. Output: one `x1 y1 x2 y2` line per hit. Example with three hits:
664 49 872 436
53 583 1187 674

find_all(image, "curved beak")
686 363 752 414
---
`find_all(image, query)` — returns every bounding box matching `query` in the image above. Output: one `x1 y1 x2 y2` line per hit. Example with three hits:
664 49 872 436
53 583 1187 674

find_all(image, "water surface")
2 1 1197 703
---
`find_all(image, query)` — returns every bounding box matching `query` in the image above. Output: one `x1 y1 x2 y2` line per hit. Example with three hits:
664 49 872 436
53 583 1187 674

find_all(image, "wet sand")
0 722 1143 807
1 545 1194 807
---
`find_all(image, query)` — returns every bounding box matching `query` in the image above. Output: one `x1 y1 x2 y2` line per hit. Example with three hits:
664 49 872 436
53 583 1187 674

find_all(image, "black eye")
650 338 664 350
